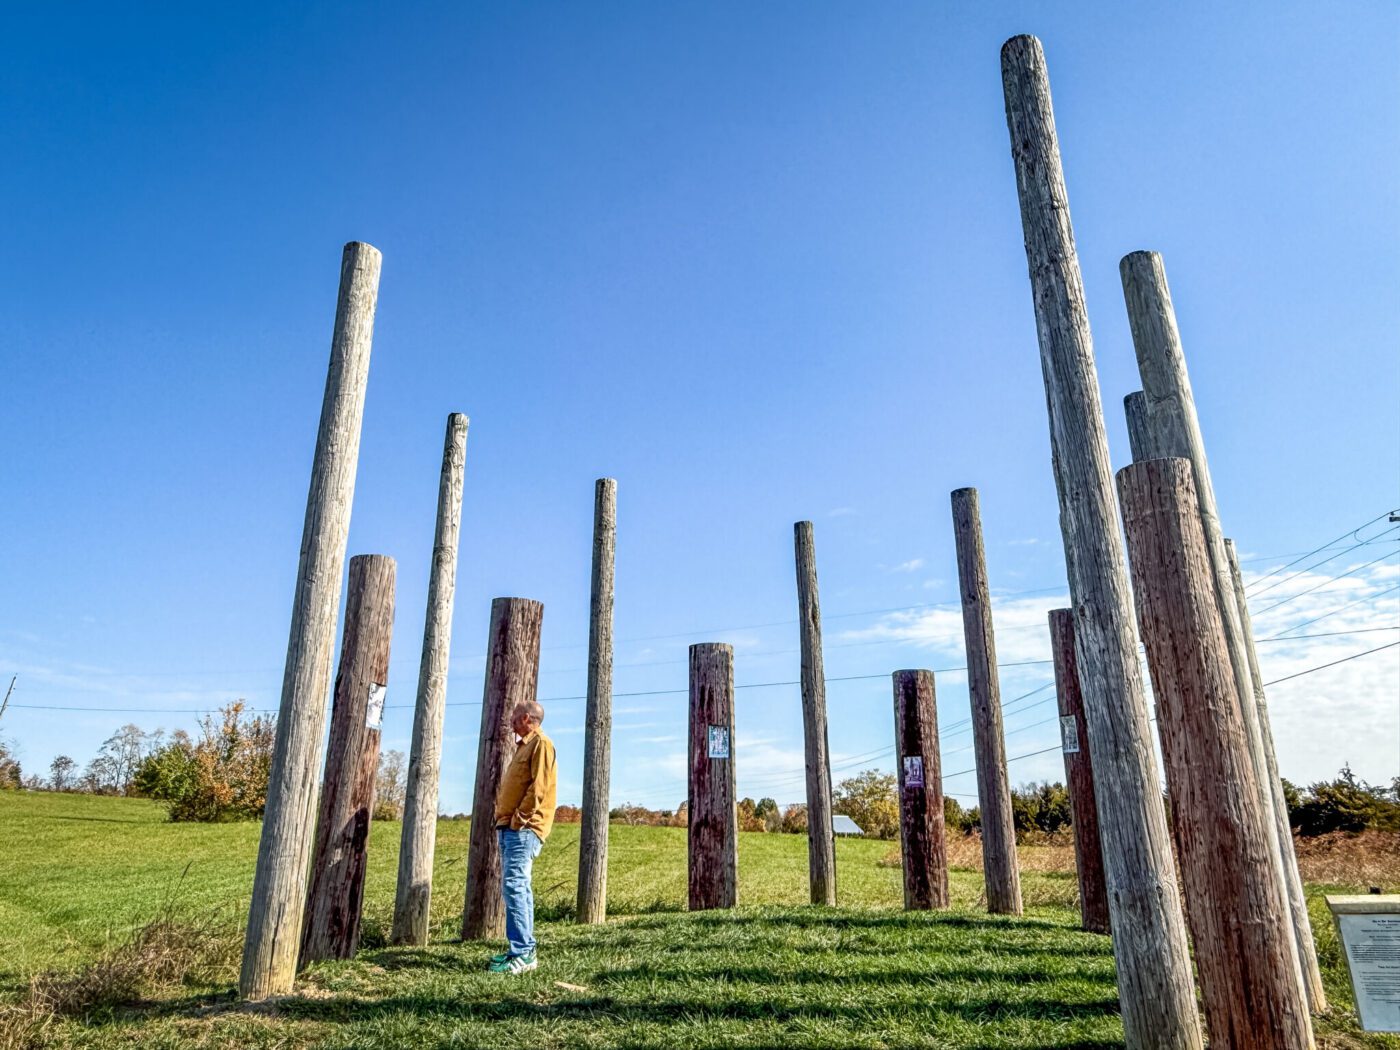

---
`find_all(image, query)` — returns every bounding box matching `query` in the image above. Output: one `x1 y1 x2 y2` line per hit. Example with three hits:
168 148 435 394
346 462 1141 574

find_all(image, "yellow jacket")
494 729 557 840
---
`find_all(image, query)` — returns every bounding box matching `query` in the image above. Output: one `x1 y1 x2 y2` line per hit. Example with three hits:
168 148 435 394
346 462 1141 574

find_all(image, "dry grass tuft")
1294 829 1400 889
0 881 240 1050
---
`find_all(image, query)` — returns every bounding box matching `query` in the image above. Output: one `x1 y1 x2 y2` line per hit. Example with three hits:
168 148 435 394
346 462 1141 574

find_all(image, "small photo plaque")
707 725 730 759
903 755 924 789
366 683 387 730
1059 715 1080 754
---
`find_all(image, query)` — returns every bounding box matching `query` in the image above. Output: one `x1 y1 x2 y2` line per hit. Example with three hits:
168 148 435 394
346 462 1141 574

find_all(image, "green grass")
0 790 1392 1048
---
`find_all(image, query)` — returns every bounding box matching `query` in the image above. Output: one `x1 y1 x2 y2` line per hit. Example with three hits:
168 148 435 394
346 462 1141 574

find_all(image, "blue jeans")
498 827 543 957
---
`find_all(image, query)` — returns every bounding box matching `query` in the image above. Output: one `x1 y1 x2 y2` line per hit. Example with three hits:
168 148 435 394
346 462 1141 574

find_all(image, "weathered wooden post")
301 555 395 964
577 478 618 924
1227 536 1327 1010
1000 36 1202 1046
1048 608 1109 935
794 521 837 906
1121 249 1322 1010
950 488 1022 915
462 598 544 941
241 241 382 1000
391 413 469 946
1119 457 1313 1049
892 670 949 910
1123 391 1157 462
688 643 736 910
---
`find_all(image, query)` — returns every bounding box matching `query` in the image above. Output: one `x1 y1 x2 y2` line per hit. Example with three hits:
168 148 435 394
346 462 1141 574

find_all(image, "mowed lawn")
0 791 1388 1049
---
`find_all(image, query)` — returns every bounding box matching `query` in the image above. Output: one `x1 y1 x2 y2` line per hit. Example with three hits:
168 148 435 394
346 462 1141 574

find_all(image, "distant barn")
832 814 863 837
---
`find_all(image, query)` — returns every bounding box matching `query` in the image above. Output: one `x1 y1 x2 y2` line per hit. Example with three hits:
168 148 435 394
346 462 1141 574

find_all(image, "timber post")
1048 608 1109 934
1227 536 1327 1010
892 670 949 910
950 488 1022 915
1121 249 1320 1010
688 642 736 910
577 478 618 924
794 521 837 906
241 240 382 1000
301 554 396 964
1123 391 1158 462
462 597 544 941
391 413 469 946
1118 457 1313 1049
1000 35 1202 1046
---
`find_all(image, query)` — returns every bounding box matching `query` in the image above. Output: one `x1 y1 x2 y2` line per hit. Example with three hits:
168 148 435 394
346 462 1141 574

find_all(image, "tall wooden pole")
462 598 543 941
1227 536 1327 1010
688 643 736 911
301 554 395 964
949 488 1022 915
1119 458 1313 1049
794 521 837 906
241 241 382 1000
577 478 618 924
1000 36 1201 1046
391 413 469 946
1121 249 1320 1010
1048 608 1109 935
892 670 949 911
1123 391 1158 463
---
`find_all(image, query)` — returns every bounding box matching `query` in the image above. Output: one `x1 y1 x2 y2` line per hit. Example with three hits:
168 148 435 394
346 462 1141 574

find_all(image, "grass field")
0 791 1392 1049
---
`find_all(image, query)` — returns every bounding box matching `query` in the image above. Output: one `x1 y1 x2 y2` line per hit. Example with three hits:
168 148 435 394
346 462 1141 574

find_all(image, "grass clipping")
2 888 239 1050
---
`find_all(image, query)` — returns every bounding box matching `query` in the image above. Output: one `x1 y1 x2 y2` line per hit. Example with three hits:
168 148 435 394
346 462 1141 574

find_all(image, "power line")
1261 640 1399 688
1263 585 1400 640
1245 526 1399 599
1242 509 1398 592
1250 548 1400 618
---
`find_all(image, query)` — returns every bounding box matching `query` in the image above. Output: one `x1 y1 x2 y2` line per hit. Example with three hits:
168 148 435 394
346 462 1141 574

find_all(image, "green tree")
833 770 899 840
0 739 21 790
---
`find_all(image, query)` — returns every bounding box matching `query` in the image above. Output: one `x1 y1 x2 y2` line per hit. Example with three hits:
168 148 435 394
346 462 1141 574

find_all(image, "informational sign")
707 725 730 759
1059 715 1080 754
1329 896 1400 1033
366 683 387 730
903 755 924 789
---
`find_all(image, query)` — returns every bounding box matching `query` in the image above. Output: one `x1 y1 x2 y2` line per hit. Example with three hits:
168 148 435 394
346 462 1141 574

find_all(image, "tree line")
3 720 1395 839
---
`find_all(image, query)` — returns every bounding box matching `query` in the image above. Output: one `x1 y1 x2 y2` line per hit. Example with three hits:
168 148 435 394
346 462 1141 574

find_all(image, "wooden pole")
300 555 395 964
1123 391 1158 463
794 521 837 906
1121 249 1320 1011
241 240 382 1000
1000 36 1202 1046
577 478 618 924
1048 608 1109 935
461 597 544 941
688 643 736 911
391 413 469 946
950 488 1022 915
1118 457 1313 1049
892 670 949 910
1227 536 1327 1010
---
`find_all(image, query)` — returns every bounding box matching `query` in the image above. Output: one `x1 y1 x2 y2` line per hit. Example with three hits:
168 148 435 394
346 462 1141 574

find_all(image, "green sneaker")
488 952 511 965
488 951 537 975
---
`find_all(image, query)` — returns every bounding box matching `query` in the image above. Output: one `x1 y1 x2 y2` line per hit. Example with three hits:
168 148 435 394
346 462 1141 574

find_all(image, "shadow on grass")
263 988 1123 1030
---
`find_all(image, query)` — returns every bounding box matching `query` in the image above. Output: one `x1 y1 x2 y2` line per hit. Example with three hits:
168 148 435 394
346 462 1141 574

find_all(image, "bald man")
488 699 557 974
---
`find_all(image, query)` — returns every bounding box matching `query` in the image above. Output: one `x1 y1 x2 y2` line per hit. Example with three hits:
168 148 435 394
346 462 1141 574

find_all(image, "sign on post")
1328 896 1400 1033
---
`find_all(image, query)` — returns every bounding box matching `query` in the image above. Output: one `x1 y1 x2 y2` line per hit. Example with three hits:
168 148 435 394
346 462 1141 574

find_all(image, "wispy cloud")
892 558 925 574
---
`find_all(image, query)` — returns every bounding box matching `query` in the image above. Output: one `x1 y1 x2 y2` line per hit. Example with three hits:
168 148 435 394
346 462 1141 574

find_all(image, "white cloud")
892 558 925 574
838 591 1070 667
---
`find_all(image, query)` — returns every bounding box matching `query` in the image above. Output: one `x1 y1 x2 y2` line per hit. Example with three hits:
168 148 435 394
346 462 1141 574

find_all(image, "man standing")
489 699 556 974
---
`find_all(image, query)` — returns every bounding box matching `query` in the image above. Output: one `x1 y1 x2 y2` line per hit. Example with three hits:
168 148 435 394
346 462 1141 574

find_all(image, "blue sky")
2 2 1397 815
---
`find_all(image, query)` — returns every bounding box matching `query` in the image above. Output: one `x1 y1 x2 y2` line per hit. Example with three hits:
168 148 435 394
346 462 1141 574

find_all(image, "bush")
0 739 21 790
1011 781 1072 837
134 701 274 822
1288 766 1400 837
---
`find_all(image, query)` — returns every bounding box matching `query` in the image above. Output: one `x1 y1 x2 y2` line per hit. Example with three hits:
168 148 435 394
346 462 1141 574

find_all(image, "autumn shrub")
133 701 274 822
